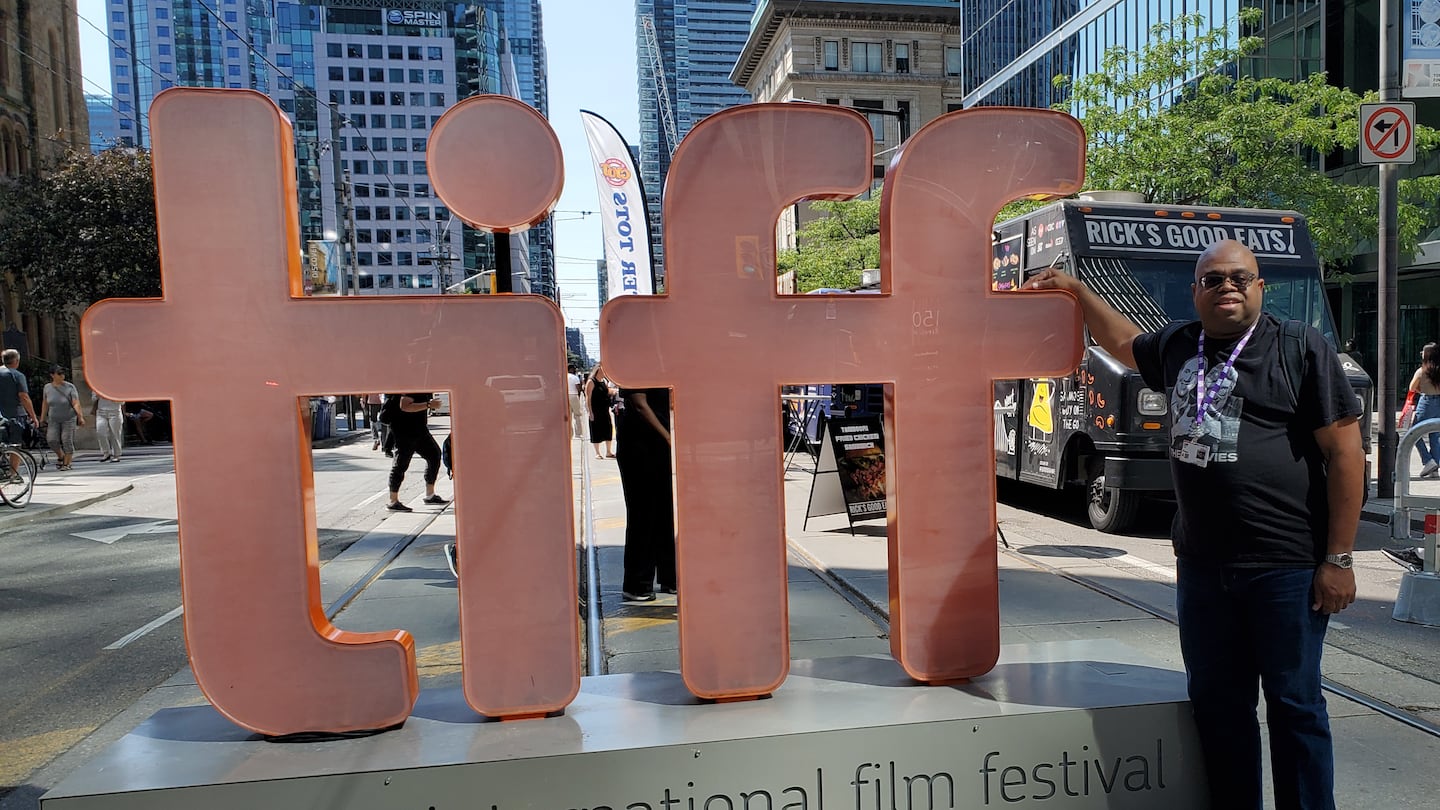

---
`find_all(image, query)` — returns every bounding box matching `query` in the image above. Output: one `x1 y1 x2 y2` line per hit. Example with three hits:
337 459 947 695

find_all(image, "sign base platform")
42 640 1207 809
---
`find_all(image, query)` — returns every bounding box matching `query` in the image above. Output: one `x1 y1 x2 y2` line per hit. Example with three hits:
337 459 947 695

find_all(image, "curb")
0 484 134 531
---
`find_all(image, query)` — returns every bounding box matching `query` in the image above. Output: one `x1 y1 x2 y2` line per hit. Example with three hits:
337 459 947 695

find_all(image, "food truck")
991 200 1372 532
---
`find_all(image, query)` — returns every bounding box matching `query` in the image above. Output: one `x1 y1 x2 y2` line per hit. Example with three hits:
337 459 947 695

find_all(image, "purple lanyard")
1193 319 1259 433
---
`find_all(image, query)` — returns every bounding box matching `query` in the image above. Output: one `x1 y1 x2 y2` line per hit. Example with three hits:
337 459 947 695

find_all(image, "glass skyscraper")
960 0 1247 110
635 0 756 283
106 0 509 295
485 0 555 299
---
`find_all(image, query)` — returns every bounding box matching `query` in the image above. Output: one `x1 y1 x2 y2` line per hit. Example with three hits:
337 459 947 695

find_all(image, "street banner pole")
1378 0 1400 499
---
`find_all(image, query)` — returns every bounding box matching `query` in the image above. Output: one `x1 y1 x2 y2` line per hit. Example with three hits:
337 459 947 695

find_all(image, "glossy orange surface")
602 105 1085 696
80 90 578 735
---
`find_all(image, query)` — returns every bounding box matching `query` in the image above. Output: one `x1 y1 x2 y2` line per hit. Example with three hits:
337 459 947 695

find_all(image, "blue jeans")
1176 560 1334 810
1415 394 1440 464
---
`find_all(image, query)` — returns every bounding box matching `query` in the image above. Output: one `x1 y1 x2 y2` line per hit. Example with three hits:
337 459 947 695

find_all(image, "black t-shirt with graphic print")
1132 313 1360 567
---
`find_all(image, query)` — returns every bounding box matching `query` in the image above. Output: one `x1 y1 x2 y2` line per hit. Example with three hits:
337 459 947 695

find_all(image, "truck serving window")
1077 256 1338 347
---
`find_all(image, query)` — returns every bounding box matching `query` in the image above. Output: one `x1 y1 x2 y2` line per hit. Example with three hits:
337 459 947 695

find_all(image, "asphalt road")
0 431 446 801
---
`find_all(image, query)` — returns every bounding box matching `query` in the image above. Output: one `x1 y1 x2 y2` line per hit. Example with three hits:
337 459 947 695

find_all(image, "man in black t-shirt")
1029 240 1362 810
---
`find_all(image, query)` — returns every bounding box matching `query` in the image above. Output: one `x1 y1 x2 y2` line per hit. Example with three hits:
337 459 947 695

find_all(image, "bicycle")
1 419 39 508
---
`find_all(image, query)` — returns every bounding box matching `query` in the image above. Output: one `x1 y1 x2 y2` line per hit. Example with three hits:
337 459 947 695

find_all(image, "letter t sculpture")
81 90 579 735
602 105 1085 698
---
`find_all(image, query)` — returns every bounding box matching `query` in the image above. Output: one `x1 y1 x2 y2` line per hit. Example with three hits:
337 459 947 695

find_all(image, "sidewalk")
0 429 371 532
16 436 1440 809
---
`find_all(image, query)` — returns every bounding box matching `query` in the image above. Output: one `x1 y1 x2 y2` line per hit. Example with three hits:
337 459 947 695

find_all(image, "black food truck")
991 200 1372 533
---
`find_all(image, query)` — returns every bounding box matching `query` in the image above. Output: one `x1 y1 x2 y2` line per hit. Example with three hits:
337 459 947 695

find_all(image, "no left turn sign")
1360 102 1416 164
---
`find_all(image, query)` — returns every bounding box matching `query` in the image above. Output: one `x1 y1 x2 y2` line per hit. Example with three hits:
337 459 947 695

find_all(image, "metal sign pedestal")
42 640 1208 809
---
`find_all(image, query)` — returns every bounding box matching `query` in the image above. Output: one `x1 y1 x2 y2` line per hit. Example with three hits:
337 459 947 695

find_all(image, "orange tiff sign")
82 90 1084 736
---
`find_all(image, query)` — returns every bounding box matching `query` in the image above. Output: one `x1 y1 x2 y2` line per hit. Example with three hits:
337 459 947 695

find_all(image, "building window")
391 137 407 151
379 253 393 266
371 137 387 151
369 68 384 82
115 64 129 76
398 273 413 287
158 61 171 72
389 68 404 82
409 69 424 83
851 42 882 73
399 253 414 267
349 67 363 81
430 93 445 106
379 274 393 287
427 70 444 85
157 25 169 36
853 100 886 142
116 82 130 94
945 47 962 77
358 252 373 266
895 43 909 74
227 47 240 58
411 138 426 152
157 44 170 55
370 113 385 128
352 136 366 150
113 29 126 41
823 40 839 71
388 45 402 59
358 274 375 289
111 11 124 22
223 11 236 22
427 46 442 60
371 91 385 105
391 114 406 128
408 46 422 60
390 91 405 105
349 91 365 105
418 275 434 289
353 160 368 174
368 44 383 59
228 64 241 76
327 43 342 58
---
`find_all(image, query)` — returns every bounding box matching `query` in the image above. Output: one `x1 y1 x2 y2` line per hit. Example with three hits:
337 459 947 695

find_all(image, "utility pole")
330 111 351 297
1377 1 1400 498
495 232 513 293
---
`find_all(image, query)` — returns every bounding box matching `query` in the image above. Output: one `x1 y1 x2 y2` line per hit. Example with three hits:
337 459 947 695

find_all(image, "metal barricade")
1390 417 1440 625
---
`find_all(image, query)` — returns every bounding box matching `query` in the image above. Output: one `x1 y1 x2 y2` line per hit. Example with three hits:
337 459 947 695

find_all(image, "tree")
777 198 880 293
1061 10 1440 269
0 148 161 316
775 11 1440 278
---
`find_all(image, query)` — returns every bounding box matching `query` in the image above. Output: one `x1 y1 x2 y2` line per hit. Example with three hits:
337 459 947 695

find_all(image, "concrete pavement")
9 426 1440 808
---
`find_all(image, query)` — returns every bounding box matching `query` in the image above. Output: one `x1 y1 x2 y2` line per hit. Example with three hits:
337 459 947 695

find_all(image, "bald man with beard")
1029 239 1363 810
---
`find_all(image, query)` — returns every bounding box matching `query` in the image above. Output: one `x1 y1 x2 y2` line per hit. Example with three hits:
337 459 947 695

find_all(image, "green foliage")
1060 10 1440 270
0 148 161 315
778 198 880 292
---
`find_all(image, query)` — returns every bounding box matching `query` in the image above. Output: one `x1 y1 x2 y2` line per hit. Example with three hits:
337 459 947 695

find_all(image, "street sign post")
1360 102 1417 164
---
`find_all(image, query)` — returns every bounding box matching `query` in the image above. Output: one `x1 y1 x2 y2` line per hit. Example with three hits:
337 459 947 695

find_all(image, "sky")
73 0 641 359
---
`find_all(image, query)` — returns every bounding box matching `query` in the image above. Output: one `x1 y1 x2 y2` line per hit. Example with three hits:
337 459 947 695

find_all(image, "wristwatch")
1324 552 1354 569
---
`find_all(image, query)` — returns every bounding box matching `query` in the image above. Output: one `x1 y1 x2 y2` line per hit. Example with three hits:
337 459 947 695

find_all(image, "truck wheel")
1086 469 1141 534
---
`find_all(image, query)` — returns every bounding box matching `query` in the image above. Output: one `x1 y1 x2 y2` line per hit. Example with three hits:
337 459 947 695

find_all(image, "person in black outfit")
585 363 615 459
616 387 675 602
385 393 447 512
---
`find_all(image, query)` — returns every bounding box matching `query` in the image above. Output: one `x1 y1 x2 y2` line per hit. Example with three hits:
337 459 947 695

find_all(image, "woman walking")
385 393 447 512
585 363 615 459
1410 342 1440 478
41 366 85 470
92 394 125 462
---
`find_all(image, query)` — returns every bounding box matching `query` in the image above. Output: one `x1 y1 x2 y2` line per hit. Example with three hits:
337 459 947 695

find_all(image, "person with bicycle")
1 349 39 481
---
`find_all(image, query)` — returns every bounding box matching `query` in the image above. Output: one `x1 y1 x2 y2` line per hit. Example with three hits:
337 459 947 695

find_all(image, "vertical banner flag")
580 110 654 298
1404 0 1440 97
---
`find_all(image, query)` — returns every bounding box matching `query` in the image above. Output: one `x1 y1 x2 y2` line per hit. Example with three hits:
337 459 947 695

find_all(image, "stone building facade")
0 0 89 361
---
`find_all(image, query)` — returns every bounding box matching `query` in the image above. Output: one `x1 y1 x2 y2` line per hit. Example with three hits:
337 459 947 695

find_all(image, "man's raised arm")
1026 268 1143 370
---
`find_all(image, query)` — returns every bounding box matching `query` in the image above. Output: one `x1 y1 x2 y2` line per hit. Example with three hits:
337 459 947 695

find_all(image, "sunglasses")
1196 272 1258 292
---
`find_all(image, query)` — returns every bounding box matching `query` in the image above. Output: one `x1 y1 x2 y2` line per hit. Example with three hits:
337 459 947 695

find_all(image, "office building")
106 0 512 295
635 0 756 283
87 93 122 152
486 0 555 299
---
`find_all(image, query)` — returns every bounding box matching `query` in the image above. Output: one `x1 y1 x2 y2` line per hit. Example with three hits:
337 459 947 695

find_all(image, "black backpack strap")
1276 319 1307 409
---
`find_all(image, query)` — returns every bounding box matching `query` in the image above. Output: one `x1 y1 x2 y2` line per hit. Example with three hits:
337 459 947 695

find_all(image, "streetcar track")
999 544 1440 738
